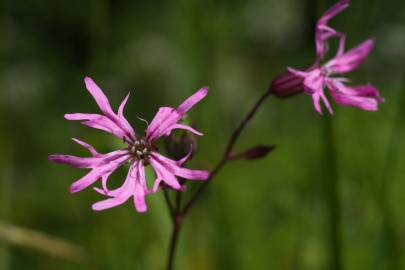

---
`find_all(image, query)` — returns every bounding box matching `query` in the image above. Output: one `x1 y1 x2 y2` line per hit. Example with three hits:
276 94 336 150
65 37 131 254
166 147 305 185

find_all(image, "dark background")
1 0 404 269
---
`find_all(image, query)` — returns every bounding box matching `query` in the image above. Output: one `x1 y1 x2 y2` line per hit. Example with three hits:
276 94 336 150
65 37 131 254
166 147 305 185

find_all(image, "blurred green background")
1 0 404 269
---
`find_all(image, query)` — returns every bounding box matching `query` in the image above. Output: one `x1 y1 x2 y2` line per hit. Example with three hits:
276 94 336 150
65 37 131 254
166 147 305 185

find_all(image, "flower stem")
164 88 272 269
322 115 342 270
182 89 273 216
166 190 184 270
163 189 174 217
167 218 181 270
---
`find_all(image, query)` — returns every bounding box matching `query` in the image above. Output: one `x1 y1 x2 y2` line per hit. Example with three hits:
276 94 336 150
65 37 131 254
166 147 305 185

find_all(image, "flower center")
130 138 151 161
320 65 333 78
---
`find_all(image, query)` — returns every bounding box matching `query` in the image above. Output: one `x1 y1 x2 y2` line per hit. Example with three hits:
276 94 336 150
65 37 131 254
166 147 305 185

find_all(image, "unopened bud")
164 117 198 161
270 72 304 98
229 144 276 161
244 145 276 159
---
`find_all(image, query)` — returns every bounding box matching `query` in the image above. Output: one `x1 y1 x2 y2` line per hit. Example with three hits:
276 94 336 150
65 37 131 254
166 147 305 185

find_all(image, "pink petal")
49 143 128 169
310 87 335 115
316 0 350 58
318 0 350 25
171 166 209 180
287 67 309 78
92 191 132 211
49 154 96 168
93 162 149 212
70 154 130 193
326 38 375 74
72 138 99 156
117 92 136 140
178 145 193 165
146 87 208 141
49 148 127 168
118 92 130 118
92 162 139 211
328 80 383 111
70 78 136 142
151 152 209 180
146 107 181 141
149 156 182 190
286 67 333 114
93 171 118 196
316 26 346 59
335 32 347 57
146 108 202 141
133 162 148 212
331 92 379 111
294 69 334 115
176 87 208 115
171 124 203 136
100 173 116 196
301 69 324 95
65 113 127 140
312 92 323 115
84 77 115 117
319 89 334 115
152 176 163 193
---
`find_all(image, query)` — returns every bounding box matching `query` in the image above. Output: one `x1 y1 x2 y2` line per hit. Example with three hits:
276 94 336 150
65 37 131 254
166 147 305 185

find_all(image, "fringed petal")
146 87 208 142
326 38 375 74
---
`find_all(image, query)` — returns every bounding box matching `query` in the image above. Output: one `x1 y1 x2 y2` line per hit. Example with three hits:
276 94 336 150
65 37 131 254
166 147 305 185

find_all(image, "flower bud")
244 145 276 160
164 117 198 161
228 144 276 160
270 72 304 98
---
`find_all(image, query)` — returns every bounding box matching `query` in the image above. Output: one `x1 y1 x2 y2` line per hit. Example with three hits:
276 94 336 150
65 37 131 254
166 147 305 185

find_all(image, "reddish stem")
165 88 272 270
182 89 272 215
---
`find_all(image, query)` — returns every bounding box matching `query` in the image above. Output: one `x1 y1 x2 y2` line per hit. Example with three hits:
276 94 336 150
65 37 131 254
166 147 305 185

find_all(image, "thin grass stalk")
0 161 12 270
322 116 342 270
311 0 342 269
376 75 405 269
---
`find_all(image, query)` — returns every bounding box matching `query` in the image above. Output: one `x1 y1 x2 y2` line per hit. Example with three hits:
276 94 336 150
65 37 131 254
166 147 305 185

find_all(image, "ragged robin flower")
49 77 209 212
271 0 384 114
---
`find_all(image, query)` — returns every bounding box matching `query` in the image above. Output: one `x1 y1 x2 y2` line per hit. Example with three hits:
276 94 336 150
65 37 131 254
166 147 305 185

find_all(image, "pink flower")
271 0 384 114
49 77 209 212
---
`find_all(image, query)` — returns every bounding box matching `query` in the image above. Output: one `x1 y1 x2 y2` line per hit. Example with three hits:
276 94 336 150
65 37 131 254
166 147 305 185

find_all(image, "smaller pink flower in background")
49 77 209 212
271 0 384 114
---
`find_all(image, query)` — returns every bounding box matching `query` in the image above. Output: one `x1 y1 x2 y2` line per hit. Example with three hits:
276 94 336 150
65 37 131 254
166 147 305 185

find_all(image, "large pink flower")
49 77 209 212
271 0 384 114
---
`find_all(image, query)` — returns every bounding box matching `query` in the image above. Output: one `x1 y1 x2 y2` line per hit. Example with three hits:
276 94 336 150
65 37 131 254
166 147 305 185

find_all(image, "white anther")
136 150 143 156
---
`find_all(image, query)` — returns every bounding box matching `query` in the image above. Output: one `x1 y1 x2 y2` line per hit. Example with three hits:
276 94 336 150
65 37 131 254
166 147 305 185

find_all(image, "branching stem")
165 89 272 269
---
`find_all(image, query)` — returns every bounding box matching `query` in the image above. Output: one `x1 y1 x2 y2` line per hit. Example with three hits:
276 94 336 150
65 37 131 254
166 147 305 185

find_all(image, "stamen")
130 138 152 161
